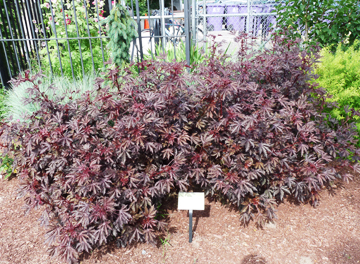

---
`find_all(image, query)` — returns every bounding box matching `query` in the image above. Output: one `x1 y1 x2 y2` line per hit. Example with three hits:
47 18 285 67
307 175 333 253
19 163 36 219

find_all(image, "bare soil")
1 169 360 264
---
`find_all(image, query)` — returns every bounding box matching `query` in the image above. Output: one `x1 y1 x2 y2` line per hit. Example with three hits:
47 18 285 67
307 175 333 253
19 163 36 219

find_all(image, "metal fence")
0 0 278 88
193 1 277 42
0 0 115 87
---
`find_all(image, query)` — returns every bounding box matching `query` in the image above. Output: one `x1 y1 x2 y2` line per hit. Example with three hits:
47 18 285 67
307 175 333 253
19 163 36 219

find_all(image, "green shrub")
313 41 360 143
4 73 99 123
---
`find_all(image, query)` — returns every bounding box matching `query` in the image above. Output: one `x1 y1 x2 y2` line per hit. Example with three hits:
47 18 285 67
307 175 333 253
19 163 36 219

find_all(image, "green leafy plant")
0 85 8 121
154 203 168 219
0 130 21 180
0 154 14 179
34 0 109 78
0 154 13 179
160 232 171 262
160 234 171 247
103 1 138 66
274 0 360 50
312 40 360 144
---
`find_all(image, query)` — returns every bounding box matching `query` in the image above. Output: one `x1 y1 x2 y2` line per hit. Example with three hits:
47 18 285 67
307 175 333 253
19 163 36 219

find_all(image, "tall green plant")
274 0 360 50
103 1 137 66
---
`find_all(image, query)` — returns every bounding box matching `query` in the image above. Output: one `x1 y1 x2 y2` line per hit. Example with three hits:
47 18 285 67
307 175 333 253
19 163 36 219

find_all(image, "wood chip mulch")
1 169 360 264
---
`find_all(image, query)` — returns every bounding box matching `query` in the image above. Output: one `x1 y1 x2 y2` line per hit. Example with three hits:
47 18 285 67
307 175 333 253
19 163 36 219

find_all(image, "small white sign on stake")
178 192 204 243
178 192 204 210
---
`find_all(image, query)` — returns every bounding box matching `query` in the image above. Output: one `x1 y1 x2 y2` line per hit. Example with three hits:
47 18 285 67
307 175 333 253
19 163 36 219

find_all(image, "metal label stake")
189 209 193 243
178 192 204 243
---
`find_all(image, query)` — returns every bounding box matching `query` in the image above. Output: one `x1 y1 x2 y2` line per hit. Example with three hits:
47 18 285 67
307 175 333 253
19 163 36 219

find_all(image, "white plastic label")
178 192 205 210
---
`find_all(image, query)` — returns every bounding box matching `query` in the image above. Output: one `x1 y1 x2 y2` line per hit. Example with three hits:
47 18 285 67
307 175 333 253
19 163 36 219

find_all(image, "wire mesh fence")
193 1 278 52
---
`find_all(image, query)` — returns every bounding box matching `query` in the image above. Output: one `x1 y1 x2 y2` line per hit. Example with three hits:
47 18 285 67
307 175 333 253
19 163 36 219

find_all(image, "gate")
191 0 277 53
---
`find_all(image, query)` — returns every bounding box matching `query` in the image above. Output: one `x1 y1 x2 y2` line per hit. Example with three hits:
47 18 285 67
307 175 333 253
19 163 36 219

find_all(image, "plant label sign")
178 192 204 210
178 192 204 243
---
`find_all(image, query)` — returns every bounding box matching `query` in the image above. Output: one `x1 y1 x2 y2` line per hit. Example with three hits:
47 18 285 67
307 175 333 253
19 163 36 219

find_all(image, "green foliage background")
145 41 211 64
35 1 110 78
274 0 360 50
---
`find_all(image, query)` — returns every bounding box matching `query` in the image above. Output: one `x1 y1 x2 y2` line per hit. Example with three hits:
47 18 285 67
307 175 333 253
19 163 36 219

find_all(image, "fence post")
184 0 191 66
246 0 250 34
60 0 75 80
14 0 32 74
202 0 206 51
24 0 41 72
160 0 166 50
192 0 196 46
0 25 11 88
108 0 113 12
2 0 21 76
37 0 54 75
135 0 144 61
0 44 10 88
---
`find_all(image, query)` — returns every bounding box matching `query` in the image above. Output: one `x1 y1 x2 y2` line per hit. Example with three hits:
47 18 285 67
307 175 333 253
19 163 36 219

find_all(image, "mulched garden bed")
1 166 360 264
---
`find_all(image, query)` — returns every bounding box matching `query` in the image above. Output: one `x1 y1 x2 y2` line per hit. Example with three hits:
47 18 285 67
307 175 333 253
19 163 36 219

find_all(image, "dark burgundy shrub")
3 63 194 262
3 31 360 263
184 32 360 226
